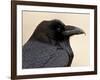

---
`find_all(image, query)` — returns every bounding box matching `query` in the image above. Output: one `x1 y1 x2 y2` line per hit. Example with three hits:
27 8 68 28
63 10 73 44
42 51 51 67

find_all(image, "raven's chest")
22 40 73 68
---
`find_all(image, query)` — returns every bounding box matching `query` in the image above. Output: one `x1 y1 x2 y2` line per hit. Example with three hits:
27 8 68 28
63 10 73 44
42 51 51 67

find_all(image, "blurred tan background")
22 11 90 67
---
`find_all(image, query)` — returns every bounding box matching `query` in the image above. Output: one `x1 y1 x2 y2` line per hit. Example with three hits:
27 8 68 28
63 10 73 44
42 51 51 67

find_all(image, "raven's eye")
57 27 61 31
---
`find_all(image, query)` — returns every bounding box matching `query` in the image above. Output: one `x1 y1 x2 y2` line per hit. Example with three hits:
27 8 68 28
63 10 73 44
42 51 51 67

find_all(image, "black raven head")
31 19 85 43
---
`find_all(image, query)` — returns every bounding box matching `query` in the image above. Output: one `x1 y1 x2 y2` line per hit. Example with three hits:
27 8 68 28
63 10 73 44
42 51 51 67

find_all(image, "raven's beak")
62 25 85 36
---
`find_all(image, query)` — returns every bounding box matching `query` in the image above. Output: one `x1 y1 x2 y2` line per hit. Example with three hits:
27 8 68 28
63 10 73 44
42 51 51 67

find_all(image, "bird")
22 19 85 69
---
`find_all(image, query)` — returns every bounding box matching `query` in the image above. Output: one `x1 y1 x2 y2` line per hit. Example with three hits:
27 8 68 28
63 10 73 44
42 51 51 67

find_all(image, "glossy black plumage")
22 19 85 69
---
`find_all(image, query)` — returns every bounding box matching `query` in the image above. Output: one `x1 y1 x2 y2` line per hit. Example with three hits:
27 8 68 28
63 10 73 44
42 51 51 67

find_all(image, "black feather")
22 19 85 69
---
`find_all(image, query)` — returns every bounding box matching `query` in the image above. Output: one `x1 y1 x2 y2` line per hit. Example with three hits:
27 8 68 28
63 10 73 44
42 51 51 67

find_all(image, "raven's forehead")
48 20 65 31
50 19 65 26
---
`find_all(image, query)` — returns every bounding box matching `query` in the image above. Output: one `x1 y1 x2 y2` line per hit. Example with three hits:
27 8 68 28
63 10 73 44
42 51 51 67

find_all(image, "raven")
22 19 85 69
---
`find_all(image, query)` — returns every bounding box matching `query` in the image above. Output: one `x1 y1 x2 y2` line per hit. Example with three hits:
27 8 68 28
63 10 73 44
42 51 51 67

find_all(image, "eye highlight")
57 27 61 31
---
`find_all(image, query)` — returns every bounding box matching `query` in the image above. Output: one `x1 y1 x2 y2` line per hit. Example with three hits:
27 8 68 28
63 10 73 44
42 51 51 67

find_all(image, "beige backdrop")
22 11 90 67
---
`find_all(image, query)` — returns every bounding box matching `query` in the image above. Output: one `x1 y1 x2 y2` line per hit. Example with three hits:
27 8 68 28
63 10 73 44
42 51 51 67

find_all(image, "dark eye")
57 27 61 31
